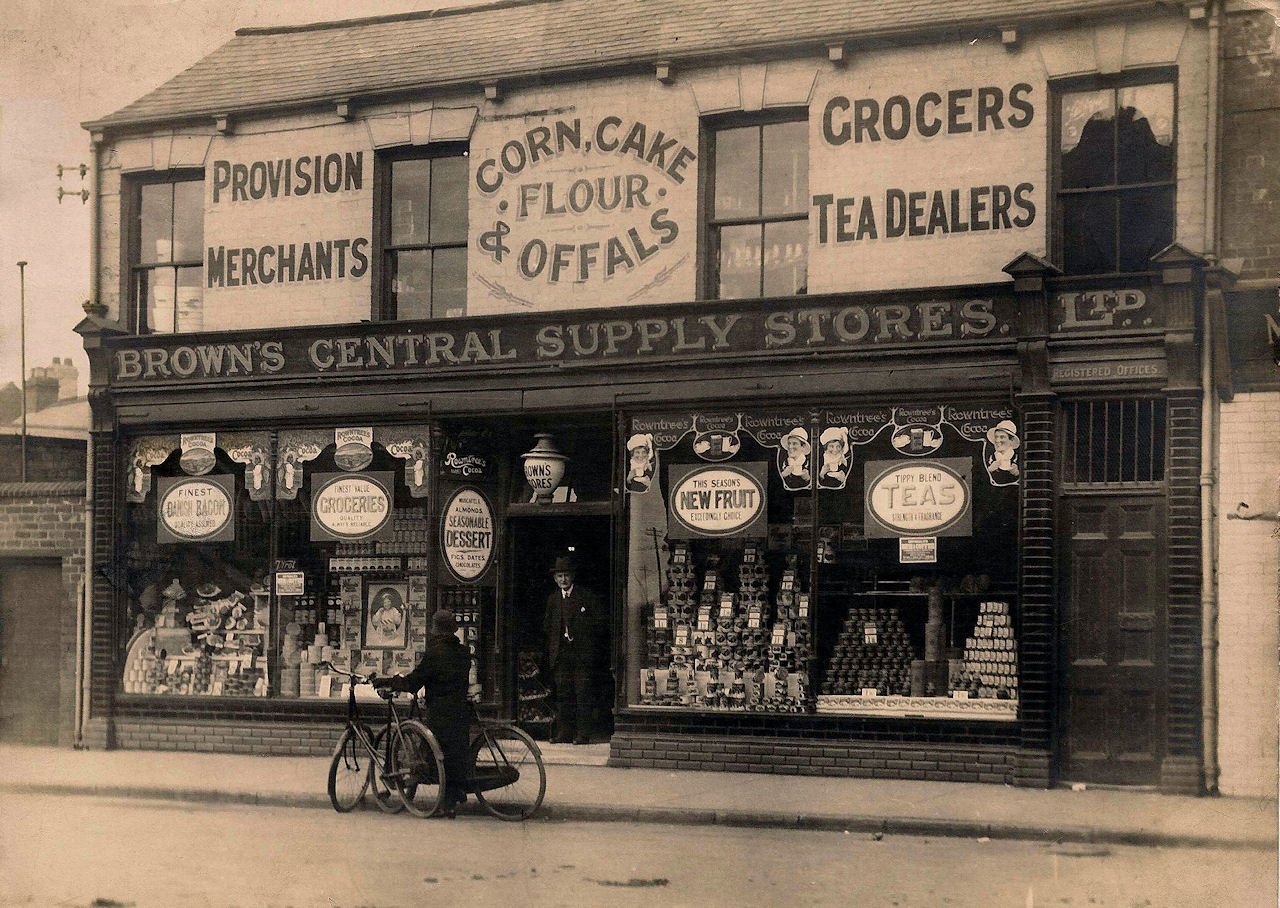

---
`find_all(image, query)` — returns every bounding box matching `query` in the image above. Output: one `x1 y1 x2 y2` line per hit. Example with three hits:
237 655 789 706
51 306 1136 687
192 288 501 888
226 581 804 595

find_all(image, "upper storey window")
1056 77 1175 275
129 174 204 333
707 116 808 299
379 147 468 319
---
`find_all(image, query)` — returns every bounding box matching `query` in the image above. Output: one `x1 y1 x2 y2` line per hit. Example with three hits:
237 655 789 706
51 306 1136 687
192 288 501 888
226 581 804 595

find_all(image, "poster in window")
365 582 409 650
156 474 236 544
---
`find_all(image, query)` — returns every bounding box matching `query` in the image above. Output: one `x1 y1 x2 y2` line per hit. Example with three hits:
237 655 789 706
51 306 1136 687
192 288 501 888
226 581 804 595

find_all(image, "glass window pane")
761 121 808 216
171 180 204 262
714 127 760 219
139 183 174 264
1062 195 1117 275
140 267 176 334
1118 187 1174 272
762 220 808 296
391 249 433 320
175 266 204 333
1117 83 1174 184
429 156 469 245
431 247 467 319
1060 89 1115 188
718 223 762 299
391 159 432 245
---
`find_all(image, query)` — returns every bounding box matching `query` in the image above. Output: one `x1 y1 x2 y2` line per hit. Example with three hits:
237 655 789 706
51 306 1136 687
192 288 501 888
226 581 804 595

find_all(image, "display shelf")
815 694 1018 720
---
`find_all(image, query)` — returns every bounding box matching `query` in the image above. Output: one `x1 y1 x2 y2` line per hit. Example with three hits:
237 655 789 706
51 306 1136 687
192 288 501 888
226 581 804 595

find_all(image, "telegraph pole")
16 260 28 482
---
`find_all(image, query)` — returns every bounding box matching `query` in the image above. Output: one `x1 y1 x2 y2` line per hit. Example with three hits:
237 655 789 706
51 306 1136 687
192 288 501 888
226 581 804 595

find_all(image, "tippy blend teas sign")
864 458 972 538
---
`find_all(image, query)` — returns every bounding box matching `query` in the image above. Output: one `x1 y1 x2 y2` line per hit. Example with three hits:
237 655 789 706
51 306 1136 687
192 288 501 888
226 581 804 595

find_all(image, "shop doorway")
509 516 613 742
1059 495 1167 786
0 559 64 744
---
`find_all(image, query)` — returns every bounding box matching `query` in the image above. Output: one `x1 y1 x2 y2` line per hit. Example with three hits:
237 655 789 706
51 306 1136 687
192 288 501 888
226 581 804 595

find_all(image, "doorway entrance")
0 559 64 745
509 515 613 742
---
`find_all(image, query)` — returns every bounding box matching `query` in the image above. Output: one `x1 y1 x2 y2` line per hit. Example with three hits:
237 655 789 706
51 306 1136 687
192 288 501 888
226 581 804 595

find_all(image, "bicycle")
465 706 547 821
323 662 447 818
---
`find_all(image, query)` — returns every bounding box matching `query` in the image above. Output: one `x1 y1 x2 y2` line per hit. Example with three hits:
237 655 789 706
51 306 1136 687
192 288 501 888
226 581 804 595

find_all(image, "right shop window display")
625 404 1021 719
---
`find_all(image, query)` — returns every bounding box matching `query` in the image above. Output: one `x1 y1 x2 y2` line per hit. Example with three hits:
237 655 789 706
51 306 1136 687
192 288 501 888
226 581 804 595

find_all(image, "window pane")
140 267 176 334
391 159 432 245
390 249 433 319
139 183 174 264
172 180 204 262
762 219 808 296
431 247 467 319
1060 89 1115 188
1062 194 1117 275
718 223 762 299
429 156 469 245
1118 188 1174 272
1117 83 1174 184
761 121 808 216
175 266 204 333
714 127 760 219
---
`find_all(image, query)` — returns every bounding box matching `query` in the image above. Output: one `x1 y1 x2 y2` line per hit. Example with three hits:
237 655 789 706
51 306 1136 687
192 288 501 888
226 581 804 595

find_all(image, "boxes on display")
951 601 1019 701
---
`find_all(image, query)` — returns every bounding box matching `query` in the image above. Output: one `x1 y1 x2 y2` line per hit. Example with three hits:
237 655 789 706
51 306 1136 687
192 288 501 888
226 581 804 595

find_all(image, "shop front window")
624 404 1021 719
380 147 469 320
707 116 808 299
1056 77 1175 275
130 174 205 334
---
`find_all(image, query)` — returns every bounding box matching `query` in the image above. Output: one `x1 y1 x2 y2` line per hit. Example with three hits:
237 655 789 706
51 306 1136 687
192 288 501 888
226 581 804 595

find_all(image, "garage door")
0 560 64 744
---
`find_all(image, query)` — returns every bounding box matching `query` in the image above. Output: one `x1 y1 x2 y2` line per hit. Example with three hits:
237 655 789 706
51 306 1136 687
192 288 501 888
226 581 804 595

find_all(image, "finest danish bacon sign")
864 458 972 538
310 471 394 542
667 463 768 539
157 474 236 543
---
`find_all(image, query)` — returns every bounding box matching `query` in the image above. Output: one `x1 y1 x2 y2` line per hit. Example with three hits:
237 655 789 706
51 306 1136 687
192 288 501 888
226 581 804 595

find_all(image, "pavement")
1 742 1274 851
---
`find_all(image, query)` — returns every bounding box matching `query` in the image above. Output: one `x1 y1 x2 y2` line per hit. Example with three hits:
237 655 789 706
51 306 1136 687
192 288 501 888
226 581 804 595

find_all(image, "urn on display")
521 433 568 503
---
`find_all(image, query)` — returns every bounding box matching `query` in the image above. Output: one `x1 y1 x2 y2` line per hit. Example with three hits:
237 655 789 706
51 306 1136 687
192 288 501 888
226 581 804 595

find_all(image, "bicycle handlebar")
320 661 413 699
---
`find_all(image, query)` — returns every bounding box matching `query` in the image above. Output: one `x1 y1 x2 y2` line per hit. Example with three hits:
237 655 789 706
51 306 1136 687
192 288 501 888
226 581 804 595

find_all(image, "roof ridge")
234 0 559 37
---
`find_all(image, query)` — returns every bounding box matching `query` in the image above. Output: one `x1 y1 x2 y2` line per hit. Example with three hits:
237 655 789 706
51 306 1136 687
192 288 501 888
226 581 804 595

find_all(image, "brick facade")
0 482 86 746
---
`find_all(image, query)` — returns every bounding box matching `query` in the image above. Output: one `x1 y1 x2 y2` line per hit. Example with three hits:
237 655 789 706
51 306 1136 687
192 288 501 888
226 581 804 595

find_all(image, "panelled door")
0 560 65 744
1060 495 1166 785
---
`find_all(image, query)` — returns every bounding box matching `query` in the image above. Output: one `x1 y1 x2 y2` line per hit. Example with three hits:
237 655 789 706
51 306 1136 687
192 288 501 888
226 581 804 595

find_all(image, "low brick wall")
114 718 342 757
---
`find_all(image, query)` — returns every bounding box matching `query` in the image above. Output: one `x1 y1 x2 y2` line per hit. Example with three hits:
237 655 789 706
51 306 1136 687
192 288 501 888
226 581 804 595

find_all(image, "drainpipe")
75 132 103 747
1200 0 1223 794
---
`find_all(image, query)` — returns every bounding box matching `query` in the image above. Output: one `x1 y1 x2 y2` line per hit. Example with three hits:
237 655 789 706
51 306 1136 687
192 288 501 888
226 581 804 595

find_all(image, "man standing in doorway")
544 554 606 744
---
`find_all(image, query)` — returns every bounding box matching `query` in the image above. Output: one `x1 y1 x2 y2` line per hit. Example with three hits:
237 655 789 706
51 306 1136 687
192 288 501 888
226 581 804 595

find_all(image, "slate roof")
88 0 1161 130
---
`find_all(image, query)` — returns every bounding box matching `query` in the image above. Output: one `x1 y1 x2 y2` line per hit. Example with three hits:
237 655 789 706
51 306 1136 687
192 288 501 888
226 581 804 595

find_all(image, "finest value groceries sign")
157 474 236 543
864 458 972 538
667 463 768 539
310 471 394 542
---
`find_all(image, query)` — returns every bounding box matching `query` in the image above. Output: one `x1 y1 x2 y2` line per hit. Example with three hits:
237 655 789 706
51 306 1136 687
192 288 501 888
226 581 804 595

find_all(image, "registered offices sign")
157 474 235 543
441 487 495 581
310 471 394 542
667 462 768 539
864 458 972 538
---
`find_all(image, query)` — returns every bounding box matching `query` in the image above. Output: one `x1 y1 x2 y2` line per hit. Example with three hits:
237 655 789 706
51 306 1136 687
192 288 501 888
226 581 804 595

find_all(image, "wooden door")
1060 496 1166 785
0 560 65 744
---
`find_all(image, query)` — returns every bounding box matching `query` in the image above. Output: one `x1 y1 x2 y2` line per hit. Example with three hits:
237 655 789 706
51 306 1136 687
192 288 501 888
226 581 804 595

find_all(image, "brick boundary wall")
0 481 86 747
610 734 1016 783
114 718 341 756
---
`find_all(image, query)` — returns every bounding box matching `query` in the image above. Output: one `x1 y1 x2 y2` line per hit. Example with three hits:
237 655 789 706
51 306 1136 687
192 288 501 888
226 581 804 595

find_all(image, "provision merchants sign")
667 463 768 539
864 458 972 538
441 487 495 581
157 474 235 543
310 471 394 542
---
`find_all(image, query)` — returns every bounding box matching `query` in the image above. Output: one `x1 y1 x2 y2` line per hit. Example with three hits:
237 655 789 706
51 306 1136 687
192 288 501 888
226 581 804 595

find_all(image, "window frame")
373 143 470 321
122 169 205 335
1050 68 1178 278
700 108 809 301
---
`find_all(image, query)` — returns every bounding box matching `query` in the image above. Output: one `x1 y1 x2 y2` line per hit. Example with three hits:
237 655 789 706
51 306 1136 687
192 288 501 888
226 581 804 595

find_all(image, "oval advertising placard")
441 487 495 581
310 472 393 541
864 458 972 538
158 475 235 543
668 463 767 539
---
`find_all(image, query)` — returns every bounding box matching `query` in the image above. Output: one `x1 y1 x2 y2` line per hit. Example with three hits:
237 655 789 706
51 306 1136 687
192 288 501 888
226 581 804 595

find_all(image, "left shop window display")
121 440 271 697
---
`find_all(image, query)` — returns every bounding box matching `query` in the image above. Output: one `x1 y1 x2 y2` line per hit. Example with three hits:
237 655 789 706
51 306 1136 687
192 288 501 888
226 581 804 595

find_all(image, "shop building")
75 0 1243 792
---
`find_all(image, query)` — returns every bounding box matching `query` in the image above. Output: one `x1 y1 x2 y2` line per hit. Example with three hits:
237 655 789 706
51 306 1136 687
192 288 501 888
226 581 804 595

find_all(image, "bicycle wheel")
369 725 405 814
390 721 446 818
327 725 371 812
470 724 546 821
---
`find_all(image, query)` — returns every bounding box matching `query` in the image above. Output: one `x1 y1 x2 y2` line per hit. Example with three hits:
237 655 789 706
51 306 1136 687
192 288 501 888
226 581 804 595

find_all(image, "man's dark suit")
544 583 606 743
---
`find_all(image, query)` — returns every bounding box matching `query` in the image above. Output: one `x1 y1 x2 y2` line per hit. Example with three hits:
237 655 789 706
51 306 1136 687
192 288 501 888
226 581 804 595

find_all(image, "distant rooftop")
0 397 89 441
87 0 1160 131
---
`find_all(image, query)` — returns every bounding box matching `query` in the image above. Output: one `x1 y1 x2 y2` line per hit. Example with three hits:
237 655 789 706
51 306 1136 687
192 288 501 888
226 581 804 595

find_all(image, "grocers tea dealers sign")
441 487 495 581
667 463 768 539
157 474 236 543
310 471 395 542
863 458 972 539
